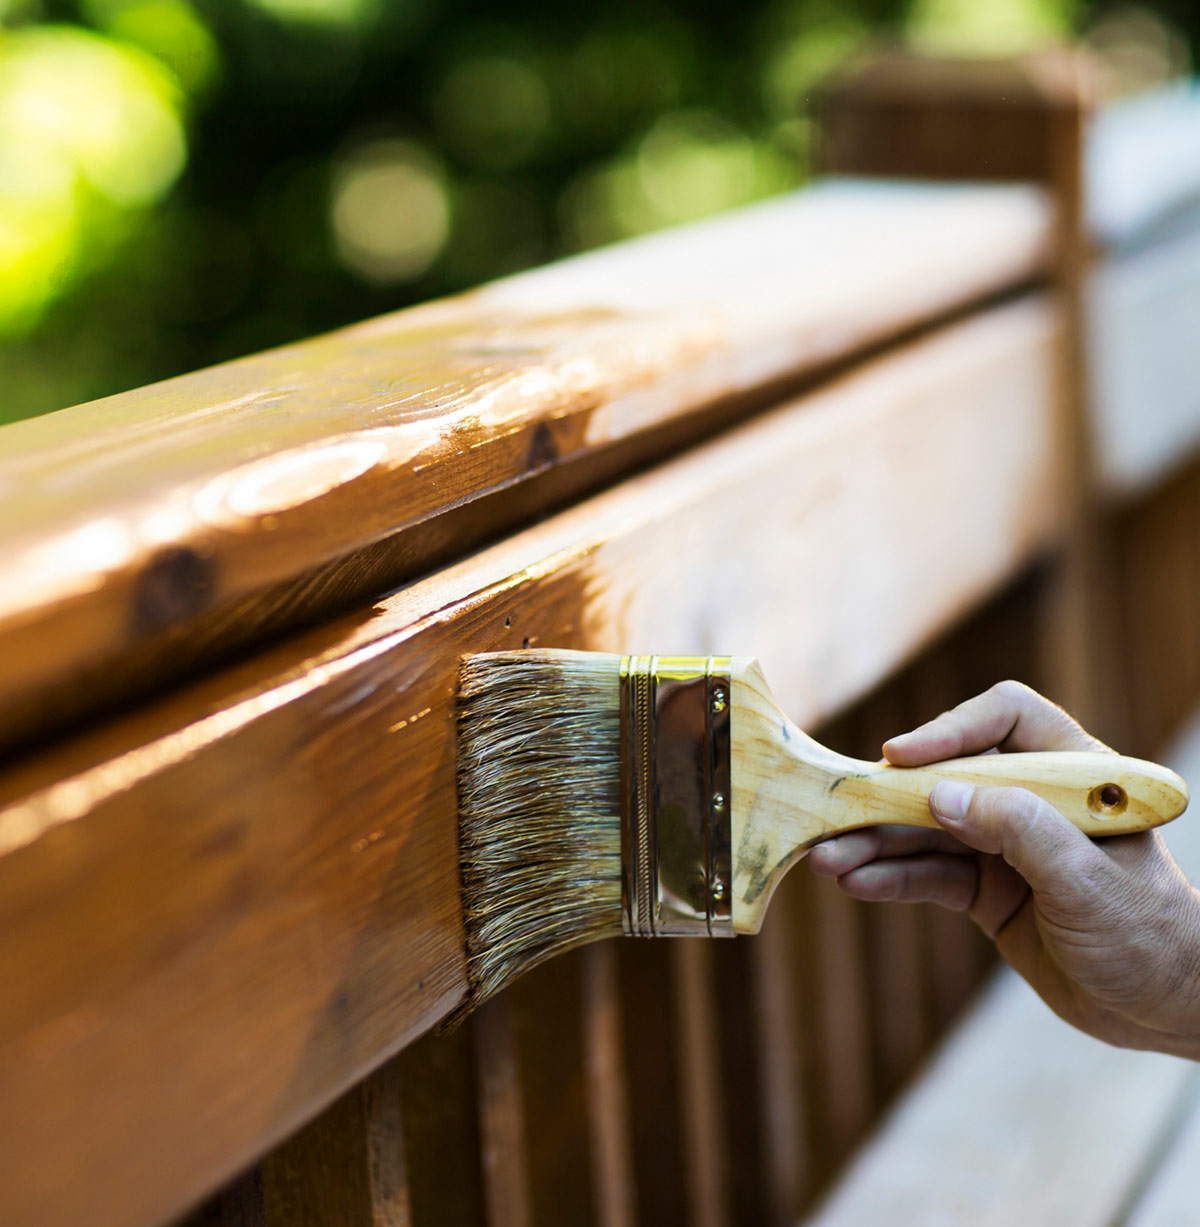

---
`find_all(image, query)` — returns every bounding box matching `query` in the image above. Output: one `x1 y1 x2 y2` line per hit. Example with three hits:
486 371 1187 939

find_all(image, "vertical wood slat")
581 944 636 1227
710 940 769 1226
749 876 811 1224
258 1063 411 1227
180 1167 266 1227
1038 70 1104 733
671 941 731 1227
619 942 689 1225
509 953 596 1227
808 875 875 1174
474 994 532 1227
398 1019 489 1226
1113 461 1200 761
803 707 878 1178
910 634 994 1030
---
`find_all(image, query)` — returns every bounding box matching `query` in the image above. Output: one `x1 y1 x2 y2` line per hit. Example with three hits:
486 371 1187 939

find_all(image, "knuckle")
990 678 1033 704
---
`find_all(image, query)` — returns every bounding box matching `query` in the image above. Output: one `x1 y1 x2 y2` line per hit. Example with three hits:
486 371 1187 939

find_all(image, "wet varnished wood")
0 300 1062 1227
0 183 1050 757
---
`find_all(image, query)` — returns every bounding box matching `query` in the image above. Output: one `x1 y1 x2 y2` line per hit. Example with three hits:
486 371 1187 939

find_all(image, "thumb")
929 779 1109 903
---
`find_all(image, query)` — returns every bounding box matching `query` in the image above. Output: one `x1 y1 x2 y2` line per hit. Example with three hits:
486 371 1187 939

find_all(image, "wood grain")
260 1063 411 1227
0 300 1062 1227
396 1021 489 1226
671 941 730 1227
511 953 596 1227
0 182 1050 756
474 995 533 1227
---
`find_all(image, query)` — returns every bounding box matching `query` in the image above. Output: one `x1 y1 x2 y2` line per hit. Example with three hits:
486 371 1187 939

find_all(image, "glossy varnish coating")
0 301 1061 1227
0 183 1050 755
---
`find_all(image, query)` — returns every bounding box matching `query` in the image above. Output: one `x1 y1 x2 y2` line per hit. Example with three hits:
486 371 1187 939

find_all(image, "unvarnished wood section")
0 300 1061 1227
1086 82 1200 246
0 182 1050 757
1089 220 1200 496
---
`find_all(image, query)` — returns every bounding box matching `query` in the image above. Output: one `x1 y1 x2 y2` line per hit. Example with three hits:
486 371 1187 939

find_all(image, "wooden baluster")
474 995 532 1227
396 1020 489 1226
910 636 993 1029
803 710 876 1180
508 952 596 1227
810 880 875 1174
748 874 811 1223
619 941 689 1223
259 1061 411 1227
671 941 730 1227
179 1166 266 1227
581 943 636 1227
709 940 768 1226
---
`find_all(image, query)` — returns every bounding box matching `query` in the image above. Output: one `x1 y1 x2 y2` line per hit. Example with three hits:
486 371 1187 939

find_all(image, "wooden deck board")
1121 1080 1200 1226
804 971 1199 1227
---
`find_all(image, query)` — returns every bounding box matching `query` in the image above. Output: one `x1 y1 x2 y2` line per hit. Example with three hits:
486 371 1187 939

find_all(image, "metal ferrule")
619 656 734 938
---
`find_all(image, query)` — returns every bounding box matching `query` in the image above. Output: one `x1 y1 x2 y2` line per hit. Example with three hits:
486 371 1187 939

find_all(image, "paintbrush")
457 650 1189 1005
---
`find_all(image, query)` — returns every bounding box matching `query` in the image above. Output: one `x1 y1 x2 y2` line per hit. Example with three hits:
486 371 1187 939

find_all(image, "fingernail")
932 780 974 822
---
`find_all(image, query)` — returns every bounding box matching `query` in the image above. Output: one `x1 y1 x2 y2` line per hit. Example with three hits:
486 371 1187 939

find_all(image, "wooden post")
819 48 1104 729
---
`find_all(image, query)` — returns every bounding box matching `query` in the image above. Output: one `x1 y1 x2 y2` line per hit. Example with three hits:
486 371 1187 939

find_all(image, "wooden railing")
2 48 1199 1227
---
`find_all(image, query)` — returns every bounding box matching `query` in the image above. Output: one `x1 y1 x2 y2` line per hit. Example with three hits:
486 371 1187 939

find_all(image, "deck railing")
2 49 1199 1227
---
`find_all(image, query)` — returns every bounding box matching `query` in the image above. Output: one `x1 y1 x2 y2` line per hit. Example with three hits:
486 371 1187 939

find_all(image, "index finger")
883 680 1109 766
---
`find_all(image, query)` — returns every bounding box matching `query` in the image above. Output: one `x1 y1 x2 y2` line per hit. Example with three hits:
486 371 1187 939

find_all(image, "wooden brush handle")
828 751 1187 839
728 658 1189 934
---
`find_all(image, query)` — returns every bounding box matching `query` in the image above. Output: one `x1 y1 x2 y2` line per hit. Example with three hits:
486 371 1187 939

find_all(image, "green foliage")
0 0 1194 423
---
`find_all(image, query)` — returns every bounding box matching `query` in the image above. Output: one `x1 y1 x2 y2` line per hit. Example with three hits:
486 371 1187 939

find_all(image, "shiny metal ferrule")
618 655 734 938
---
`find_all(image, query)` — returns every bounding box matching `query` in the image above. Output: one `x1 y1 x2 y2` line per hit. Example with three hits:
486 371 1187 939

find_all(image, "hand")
807 680 1200 1057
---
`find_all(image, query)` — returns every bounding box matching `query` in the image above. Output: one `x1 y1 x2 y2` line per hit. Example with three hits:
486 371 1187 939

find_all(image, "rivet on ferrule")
618 655 734 938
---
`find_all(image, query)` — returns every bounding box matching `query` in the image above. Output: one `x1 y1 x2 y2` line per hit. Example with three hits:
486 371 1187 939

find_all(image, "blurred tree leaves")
0 0 1194 424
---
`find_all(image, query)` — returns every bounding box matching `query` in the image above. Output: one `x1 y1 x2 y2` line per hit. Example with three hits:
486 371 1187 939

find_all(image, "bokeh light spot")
560 109 799 248
907 0 1078 56
1085 6 1192 94
241 0 378 29
0 25 187 333
82 0 221 98
331 138 451 283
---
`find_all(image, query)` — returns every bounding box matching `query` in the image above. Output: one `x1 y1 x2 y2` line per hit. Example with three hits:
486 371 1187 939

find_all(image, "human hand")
808 681 1200 1057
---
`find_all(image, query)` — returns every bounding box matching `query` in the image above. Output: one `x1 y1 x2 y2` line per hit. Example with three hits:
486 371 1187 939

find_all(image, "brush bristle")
457 649 624 1006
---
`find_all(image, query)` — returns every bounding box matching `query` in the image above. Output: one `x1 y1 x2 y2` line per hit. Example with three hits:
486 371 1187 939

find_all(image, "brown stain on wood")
0 302 1065 1227
0 188 1052 759
0 558 598 1227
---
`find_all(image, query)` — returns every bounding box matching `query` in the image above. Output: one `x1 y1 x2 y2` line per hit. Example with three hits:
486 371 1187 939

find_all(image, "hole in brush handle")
1087 783 1128 819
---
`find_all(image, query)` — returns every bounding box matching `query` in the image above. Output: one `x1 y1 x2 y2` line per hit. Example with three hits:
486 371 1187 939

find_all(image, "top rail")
0 180 1049 756
1087 81 1200 246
